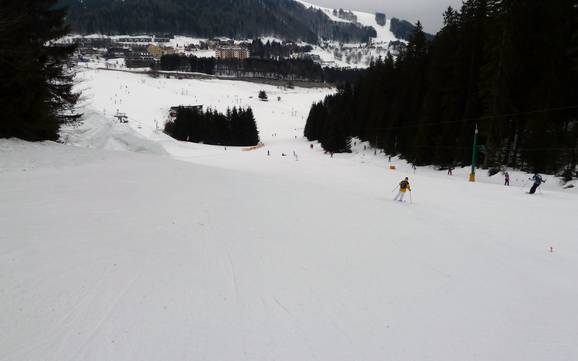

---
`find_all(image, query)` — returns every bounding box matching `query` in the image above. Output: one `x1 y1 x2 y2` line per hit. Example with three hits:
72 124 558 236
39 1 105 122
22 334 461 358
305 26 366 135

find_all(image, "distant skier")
528 173 545 194
504 172 510 186
447 166 453 175
393 177 411 202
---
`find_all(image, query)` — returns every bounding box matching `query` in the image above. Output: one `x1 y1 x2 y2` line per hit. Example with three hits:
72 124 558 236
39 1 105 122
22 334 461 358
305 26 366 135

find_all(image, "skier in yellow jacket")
394 177 411 202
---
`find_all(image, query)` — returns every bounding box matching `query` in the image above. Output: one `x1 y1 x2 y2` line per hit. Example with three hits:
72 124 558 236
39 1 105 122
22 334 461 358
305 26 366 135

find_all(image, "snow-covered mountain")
60 0 425 67
296 0 398 45
293 0 407 67
58 0 422 44
58 0 377 43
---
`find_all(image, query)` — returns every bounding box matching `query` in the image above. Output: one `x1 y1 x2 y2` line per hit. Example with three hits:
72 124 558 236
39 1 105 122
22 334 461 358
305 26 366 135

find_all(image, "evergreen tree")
240 108 260 146
0 0 78 141
165 106 259 146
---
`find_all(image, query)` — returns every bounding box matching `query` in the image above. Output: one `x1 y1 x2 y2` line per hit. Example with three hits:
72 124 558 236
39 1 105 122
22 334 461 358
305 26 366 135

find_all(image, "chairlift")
114 112 128 123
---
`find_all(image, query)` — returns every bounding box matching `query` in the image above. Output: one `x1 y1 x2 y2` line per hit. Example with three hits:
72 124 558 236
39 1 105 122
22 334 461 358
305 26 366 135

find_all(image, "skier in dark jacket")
529 173 545 194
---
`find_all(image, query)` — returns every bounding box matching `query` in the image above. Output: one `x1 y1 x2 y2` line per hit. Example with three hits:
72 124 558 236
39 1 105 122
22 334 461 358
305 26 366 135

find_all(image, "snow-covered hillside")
2 68 578 361
297 0 397 45
63 0 406 68
295 0 402 67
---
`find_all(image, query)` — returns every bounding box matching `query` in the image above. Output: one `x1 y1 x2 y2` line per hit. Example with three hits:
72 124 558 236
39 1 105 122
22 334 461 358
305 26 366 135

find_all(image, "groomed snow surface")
296 0 397 45
1 68 578 361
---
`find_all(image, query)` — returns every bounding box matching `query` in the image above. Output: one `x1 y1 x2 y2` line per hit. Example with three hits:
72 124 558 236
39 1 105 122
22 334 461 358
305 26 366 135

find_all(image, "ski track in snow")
1 67 578 361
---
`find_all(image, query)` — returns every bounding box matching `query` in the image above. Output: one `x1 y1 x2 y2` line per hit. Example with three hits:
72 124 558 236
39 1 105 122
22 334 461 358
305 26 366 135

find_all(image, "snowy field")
1 68 578 361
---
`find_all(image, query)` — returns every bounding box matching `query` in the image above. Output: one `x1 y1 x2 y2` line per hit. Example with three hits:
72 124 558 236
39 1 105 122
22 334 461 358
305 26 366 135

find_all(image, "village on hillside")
62 31 406 72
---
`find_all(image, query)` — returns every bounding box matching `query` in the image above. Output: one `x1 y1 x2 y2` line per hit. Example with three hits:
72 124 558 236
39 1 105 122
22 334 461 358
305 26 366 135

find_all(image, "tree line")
160 54 365 85
0 0 78 141
161 55 216 74
305 0 578 177
248 39 313 60
164 106 260 147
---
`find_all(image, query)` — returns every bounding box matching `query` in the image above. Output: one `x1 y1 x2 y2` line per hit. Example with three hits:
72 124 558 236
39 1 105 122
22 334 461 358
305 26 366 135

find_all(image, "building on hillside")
104 47 130 59
78 47 101 56
147 44 176 59
72 37 113 49
215 46 249 60
118 37 153 44
129 44 149 52
125 52 156 68
206 39 219 49
184 44 199 52
206 38 233 49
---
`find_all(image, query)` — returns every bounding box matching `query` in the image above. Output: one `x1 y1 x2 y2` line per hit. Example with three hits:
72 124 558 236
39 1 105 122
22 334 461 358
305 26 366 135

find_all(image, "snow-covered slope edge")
60 110 167 155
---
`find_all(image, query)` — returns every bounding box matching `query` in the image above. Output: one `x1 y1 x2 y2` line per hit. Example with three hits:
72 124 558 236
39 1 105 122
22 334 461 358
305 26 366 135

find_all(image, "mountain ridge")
57 0 380 43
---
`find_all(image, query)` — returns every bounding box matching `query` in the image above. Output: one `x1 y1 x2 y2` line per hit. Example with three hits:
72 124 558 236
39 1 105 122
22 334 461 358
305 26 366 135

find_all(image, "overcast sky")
311 0 463 33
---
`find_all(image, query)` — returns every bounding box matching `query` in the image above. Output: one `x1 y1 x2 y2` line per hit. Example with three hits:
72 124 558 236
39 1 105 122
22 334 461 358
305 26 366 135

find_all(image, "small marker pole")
469 124 478 182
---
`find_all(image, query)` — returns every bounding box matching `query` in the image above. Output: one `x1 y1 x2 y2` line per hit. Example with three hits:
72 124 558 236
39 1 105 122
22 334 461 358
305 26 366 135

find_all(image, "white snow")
1 68 578 361
293 1 401 67
352 12 397 45
296 0 398 45
297 0 351 23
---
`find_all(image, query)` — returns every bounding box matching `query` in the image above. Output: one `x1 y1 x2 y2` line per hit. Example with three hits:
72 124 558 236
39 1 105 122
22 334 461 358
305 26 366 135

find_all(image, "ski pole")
409 191 413 203
391 185 398 192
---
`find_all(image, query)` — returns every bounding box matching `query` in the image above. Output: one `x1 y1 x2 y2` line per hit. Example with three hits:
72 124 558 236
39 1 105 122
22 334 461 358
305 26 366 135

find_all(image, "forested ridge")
159 54 365 84
305 0 578 176
57 0 376 43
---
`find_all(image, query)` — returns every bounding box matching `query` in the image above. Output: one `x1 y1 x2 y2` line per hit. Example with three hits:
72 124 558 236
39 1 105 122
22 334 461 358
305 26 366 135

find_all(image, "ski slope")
1 68 578 361
297 0 397 44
